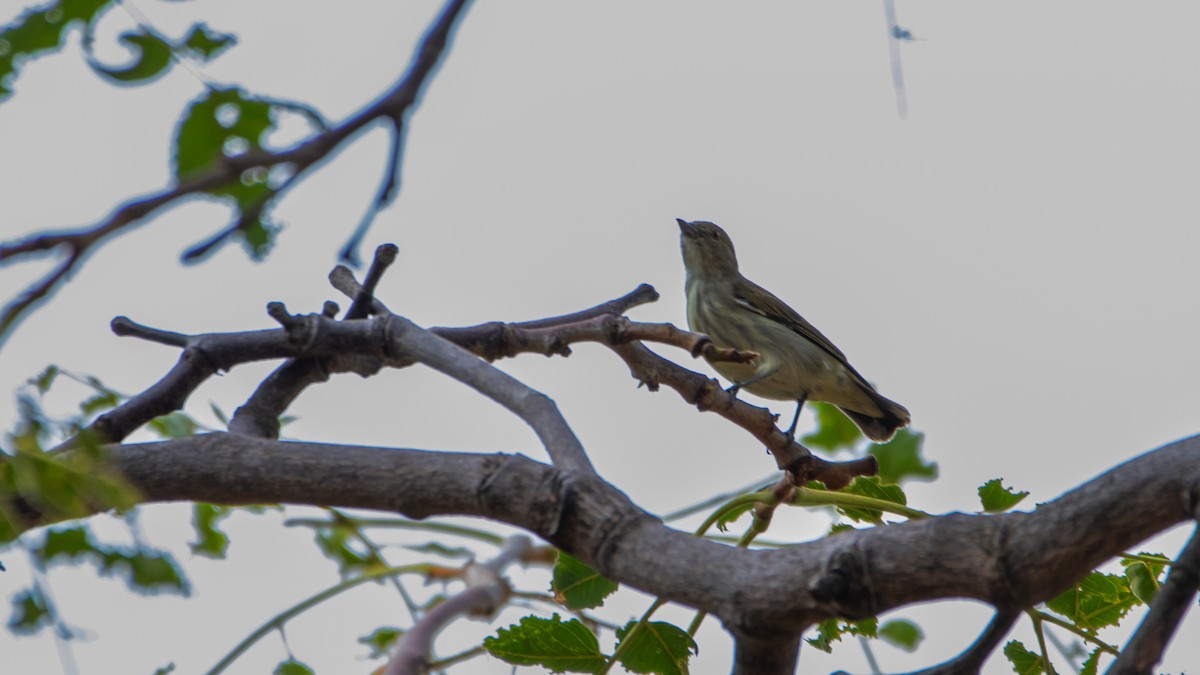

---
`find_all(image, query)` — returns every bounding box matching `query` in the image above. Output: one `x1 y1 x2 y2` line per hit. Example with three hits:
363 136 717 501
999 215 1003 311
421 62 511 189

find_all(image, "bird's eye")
709 231 720 240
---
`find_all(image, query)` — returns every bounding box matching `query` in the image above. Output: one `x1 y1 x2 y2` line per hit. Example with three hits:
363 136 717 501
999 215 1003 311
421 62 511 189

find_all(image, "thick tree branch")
0 0 473 345
51 430 1195 675
732 632 802 675
1109 526 1200 674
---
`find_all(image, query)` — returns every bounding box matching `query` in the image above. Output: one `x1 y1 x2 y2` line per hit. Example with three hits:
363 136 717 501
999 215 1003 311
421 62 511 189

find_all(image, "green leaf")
870 429 936 485
174 87 274 178
153 664 176 675
190 503 231 558
1123 562 1160 605
713 500 753 533
315 527 374 577
801 402 861 451
181 23 236 61
1120 552 1168 606
79 390 121 414
40 524 96 561
978 478 1029 513
553 552 619 610
273 659 314 675
0 0 113 102
173 87 281 259
30 365 59 393
101 549 190 595
804 617 877 653
7 587 50 635
878 618 923 652
615 620 698 675
1079 646 1102 675
148 411 199 439
358 626 404 659
1 438 139 543
89 28 173 83
839 476 907 524
1003 640 1045 675
483 614 606 673
1047 572 1138 630
828 522 856 536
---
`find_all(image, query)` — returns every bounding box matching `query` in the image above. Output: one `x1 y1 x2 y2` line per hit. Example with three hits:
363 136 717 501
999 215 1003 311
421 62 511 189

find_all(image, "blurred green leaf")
90 28 172 83
101 549 190 595
484 614 606 673
358 626 404 659
805 617 877 653
1003 640 1045 675
978 478 1029 513
870 429 936 485
801 402 861 451
79 390 120 415
1120 552 1169 606
32 524 188 595
1123 562 1160 605
0 0 113 102
878 618 923 652
273 659 314 675
190 503 230 558
553 551 618 610
181 23 235 61
148 411 199 439
152 664 176 675
0 430 139 543
40 524 95 561
173 87 280 259
30 365 59 394
315 526 373 577
7 587 50 635
615 620 697 675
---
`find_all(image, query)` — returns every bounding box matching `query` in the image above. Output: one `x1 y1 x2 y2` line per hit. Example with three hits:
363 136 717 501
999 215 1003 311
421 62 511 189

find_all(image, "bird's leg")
726 368 776 397
784 395 808 441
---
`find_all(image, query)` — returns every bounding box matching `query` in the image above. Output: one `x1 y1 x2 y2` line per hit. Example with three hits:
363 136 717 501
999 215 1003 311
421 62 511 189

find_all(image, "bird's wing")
732 276 849 364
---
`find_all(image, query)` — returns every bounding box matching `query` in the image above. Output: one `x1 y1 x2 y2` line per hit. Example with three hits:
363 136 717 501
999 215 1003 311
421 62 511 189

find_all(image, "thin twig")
0 0 474 346
385 535 531 675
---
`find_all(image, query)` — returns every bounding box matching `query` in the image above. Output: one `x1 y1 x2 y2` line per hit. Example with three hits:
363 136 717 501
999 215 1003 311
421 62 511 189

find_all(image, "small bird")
678 218 910 442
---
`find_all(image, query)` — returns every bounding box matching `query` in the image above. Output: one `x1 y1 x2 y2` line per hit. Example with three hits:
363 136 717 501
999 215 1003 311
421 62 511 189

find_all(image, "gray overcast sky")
2 1 1199 673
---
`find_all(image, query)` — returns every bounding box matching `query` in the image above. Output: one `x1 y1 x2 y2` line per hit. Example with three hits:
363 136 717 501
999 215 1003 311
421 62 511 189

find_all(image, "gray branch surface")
94 432 1200 673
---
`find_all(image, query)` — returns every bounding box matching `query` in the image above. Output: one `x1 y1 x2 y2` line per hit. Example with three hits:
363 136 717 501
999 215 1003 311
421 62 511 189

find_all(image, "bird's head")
677 218 739 278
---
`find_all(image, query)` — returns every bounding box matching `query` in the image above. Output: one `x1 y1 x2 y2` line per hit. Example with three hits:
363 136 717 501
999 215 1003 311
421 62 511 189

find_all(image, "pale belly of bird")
700 318 884 417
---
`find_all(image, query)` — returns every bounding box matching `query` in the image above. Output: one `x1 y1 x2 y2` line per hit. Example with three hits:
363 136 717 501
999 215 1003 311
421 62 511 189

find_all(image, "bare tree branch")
385 535 532 675
0 0 474 346
226 244 399 437
22 431 1190 673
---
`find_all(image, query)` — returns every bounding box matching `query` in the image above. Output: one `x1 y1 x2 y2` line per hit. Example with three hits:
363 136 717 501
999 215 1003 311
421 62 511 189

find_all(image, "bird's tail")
839 391 911 443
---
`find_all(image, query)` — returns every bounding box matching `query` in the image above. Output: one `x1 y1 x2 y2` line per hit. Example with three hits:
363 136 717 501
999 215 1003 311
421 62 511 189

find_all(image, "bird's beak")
676 218 695 237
